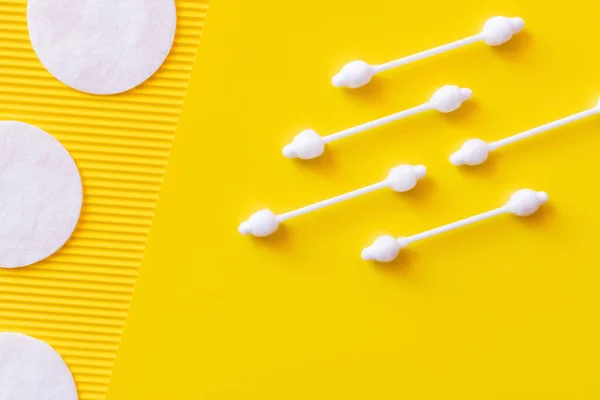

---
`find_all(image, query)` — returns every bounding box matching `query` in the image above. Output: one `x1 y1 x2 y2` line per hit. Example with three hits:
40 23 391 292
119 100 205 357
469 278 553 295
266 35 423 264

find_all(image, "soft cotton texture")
428 85 472 113
238 209 280 237
450 138 490 166
0 121 82 268
506 189 549 217
0 333 78 400
361 235 402 262
481 16 525 46
282 129 325 160
27 0 177 95
386 165 427 192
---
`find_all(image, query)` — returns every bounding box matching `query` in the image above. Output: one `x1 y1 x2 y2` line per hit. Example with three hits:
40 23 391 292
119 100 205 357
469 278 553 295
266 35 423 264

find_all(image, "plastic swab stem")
403 206 507 245
277 181 387 221
488 107 599 150
323 104 431 143
373 35 483 73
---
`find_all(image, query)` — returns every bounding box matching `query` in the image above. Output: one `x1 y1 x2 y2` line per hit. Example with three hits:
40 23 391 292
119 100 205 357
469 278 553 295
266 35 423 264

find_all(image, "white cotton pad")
0 122 82 269
0 333 78 400
27 0 177 95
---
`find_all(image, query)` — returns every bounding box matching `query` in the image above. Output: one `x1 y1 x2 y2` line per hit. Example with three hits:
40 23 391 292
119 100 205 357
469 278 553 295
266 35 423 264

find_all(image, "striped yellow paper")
0 1 208 399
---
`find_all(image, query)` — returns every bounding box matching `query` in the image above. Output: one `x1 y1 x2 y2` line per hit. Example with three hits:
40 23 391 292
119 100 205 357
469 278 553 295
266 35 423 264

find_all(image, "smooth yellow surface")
108 0 600 398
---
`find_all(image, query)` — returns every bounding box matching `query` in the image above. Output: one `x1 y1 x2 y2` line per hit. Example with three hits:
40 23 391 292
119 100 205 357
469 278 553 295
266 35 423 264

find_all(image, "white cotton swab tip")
386 164 427 192
331 60 376 89
282 129 325 160
449 139 490 166
238 209 280 237
481 16 525 46
505 189 548 216
361 235 403 262
428 86 472 113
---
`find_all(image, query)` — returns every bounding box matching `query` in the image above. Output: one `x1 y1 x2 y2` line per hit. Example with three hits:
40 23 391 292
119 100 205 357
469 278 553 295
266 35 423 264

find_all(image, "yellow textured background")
0 1 208 400
116 0 600 399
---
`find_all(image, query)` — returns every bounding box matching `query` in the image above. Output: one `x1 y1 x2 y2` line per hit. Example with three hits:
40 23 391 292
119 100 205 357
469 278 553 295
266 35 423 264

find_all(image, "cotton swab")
450 101 600 166
239 164 427 237
332 16 524 89
362 189 548 262
283 85 472 160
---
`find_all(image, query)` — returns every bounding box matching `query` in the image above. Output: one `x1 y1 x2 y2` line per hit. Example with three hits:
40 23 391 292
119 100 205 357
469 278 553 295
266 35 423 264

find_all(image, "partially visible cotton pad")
27 0 177 95
0 333 78 400
0 122 82 268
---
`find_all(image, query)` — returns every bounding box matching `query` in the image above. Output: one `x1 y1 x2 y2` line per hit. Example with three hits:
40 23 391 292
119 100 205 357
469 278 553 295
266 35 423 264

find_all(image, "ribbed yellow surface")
0 1 208 399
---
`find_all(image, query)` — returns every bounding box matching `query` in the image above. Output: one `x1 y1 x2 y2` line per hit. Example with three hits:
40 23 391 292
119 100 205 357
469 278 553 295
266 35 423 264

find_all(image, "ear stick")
283 85 472 160
332 16 524 89
239 165 427 237
362 189 548 262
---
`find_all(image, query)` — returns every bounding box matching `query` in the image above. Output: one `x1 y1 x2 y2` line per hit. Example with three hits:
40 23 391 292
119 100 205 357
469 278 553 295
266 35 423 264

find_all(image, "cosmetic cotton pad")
0 122 82 268
27 0 177 95
0 333 78 400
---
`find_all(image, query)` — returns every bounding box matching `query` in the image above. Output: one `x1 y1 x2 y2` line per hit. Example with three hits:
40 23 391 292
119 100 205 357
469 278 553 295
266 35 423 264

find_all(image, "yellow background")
109 0 600 398
0 1 207 400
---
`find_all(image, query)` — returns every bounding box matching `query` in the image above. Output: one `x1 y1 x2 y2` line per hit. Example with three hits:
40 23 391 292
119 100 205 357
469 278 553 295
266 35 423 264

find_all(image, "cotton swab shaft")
277 181 388 221
323 104 431 143
373 35 483 73
404 206 507 245
488 107 599 150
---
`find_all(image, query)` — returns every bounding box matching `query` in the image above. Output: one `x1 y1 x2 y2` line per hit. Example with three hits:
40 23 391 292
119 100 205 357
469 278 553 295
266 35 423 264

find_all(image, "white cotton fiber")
0 333 78 400
0 122 82 268
27 0 177 95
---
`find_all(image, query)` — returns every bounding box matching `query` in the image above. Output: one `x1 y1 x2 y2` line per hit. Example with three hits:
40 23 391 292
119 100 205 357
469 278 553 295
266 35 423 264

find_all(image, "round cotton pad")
0 333 78 400
0 122 82 268
27 0 177 95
